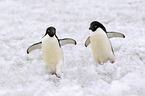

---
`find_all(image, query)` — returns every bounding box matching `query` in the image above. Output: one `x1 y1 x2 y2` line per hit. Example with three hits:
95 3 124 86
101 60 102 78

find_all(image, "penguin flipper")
59 38 77 46
27 42 42 54
85 36 90 47
107 32 125 38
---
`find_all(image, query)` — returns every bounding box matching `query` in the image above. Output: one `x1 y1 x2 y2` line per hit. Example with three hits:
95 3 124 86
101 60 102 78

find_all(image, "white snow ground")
0 0 145 96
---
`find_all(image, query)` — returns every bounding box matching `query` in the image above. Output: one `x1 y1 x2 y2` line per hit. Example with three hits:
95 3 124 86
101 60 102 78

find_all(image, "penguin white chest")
42 36 63 71
90 28 115 64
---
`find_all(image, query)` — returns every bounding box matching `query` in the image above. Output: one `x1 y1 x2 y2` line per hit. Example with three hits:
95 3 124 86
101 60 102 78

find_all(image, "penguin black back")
89 21 106 32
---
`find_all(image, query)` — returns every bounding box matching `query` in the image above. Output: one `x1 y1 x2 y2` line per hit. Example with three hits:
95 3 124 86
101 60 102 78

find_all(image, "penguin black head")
45 27 56 37
89 21 106 32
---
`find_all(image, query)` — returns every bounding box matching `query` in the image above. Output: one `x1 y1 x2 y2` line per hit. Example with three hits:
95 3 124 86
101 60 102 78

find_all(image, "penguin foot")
51 72 61 78
96 59 101 65
109 56 115 64
55 73 61 78
110 60 115 64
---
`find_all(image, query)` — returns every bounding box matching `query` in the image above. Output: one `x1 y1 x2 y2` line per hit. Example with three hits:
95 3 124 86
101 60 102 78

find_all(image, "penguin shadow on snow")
26 26 77 78
85 21 125 65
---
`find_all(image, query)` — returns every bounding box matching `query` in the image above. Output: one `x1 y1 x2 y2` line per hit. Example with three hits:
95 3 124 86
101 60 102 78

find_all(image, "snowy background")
0 0 145 96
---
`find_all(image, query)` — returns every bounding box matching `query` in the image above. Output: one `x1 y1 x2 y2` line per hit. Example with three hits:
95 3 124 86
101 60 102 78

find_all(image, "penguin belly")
42 36 63 73
90 28 115 64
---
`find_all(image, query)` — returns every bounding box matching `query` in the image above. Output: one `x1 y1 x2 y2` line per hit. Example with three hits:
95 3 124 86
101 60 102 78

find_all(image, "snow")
0 0 145 96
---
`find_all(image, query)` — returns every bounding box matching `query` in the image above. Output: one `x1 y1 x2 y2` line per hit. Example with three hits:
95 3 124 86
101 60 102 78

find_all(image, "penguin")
27 27 77 77
85 21 125 65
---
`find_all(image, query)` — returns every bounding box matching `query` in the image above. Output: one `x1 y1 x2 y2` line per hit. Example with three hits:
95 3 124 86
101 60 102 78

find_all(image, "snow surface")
0 0 145 96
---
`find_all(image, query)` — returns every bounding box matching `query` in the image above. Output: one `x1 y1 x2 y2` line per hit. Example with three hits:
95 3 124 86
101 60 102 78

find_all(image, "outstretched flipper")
59 38 77 46
85 36 90 47
27 42 42 54
107 32 125 38
85 32 125 47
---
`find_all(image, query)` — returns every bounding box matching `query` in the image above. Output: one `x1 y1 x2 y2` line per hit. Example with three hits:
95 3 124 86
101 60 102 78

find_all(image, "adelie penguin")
27 27 77 77
85 21 125 65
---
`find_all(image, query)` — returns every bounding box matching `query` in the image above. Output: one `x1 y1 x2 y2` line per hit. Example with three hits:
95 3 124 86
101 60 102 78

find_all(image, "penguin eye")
94 26 97 28
47 30 50 32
